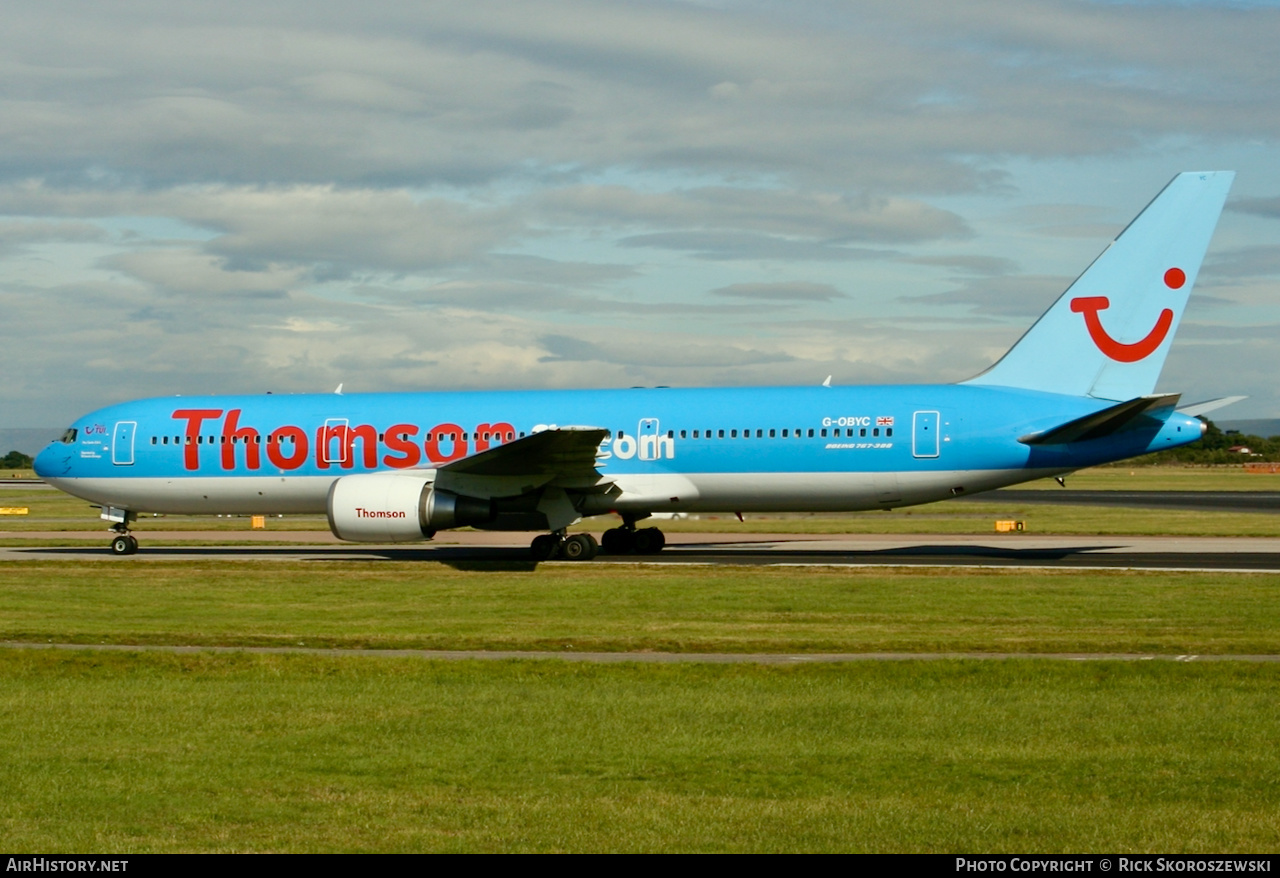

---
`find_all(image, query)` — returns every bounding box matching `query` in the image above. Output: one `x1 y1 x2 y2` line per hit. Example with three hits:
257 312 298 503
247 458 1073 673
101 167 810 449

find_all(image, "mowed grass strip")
3 561 1279 654
1 651 1277 852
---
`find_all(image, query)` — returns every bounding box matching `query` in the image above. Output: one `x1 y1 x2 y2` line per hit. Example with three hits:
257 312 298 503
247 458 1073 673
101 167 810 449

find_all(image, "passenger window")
807 429 814 438
820 429 827 437
731 429 737 438
718 430 724 439
860 428 866 437
769 429 776 438
886 427 893 437
873 428 880 437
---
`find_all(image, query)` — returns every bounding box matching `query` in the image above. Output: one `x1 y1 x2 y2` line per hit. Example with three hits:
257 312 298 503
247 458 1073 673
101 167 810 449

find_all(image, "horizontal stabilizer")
1019 394 1180 446
1176 396 1246 418
441 426 607 479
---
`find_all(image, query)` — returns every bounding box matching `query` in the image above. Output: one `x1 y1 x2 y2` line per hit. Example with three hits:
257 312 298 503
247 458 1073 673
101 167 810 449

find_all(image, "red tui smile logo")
1070 268 1183 363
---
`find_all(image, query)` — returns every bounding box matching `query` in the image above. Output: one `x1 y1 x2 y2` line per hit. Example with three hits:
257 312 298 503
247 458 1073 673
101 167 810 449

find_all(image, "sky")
4 0 1280 428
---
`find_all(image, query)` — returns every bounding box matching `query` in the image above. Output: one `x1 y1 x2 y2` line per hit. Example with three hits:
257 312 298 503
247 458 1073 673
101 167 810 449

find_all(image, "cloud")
0 182 522 275
903 274 1072 318
906 254 1018 275
539 185 971 242
619 232 894 262
0 0 1273 197
1232 197 1280 220
537 333 794 368
4 0 1280 426
710 282 845 302
105 249 306 297
1204 246 1280 280
383 280 736 316
0 219 105 255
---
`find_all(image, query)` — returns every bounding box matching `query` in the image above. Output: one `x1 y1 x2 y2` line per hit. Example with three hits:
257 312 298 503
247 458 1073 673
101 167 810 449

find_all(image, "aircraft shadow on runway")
16 541 1125 569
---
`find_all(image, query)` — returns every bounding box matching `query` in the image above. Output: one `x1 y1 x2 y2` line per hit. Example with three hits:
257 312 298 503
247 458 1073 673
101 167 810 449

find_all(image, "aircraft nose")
33 443 69 478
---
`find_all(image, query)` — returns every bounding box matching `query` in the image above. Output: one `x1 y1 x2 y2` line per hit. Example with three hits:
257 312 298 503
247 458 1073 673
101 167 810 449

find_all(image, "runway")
6 531 1280 571
962 489 1280 512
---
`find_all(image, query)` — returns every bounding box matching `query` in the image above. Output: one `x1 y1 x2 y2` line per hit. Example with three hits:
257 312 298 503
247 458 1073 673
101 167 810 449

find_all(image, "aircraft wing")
1019 394 1181 446
439 426 608 480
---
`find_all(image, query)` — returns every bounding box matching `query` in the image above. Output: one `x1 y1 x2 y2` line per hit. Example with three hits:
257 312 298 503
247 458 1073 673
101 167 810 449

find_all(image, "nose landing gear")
110 533 139 555
107 513 139 555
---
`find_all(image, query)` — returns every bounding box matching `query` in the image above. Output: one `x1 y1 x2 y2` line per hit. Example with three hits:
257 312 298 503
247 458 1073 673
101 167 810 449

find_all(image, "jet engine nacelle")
326 473 495 542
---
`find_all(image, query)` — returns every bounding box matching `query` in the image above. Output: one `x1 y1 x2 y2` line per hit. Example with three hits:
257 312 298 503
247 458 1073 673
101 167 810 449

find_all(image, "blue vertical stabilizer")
965 171 1233 400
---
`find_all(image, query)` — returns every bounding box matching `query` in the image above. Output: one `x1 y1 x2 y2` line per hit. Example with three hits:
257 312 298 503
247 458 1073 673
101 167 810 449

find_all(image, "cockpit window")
60 428 77 444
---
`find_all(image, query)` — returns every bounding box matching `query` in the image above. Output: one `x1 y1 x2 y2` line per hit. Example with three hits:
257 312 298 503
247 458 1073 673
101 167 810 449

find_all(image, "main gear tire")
561 533 598 561
601 527 634 555
530 533 562 561
632 527 665 554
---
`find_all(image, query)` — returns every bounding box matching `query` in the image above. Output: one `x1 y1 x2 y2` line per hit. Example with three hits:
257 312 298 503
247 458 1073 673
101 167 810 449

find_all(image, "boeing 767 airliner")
34 172 1237 559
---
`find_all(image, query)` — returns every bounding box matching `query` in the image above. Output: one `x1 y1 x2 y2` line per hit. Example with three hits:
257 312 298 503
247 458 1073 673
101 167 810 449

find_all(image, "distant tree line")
1137 418 1280 465
2 450 34 469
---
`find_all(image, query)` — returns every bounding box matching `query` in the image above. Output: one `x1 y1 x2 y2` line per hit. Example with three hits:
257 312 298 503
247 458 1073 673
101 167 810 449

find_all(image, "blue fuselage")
34 383 1202 518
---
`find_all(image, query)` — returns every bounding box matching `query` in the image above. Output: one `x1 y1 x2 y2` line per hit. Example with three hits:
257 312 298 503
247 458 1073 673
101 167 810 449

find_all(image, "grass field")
4 466 1280 851
1 651 1277 852
3 561 1280 655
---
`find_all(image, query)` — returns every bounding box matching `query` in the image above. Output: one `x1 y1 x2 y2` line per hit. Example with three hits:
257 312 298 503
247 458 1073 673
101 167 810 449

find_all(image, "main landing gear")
601 520 665 556
527 520 668 561
530 531 599 561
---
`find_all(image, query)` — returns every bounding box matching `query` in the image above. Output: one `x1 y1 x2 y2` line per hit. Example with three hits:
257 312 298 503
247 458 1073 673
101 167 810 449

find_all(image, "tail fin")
964 171 1234 400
